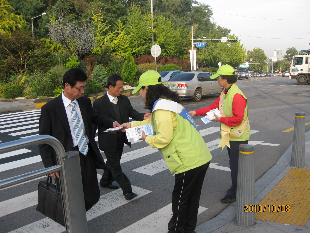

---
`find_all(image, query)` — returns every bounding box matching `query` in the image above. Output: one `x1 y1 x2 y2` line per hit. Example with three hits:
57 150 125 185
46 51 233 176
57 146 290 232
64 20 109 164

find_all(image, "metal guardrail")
0 135 88 232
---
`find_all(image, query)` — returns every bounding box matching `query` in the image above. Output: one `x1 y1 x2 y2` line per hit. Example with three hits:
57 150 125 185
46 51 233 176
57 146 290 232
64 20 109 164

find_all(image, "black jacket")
39 95 105 169
93 94 144 152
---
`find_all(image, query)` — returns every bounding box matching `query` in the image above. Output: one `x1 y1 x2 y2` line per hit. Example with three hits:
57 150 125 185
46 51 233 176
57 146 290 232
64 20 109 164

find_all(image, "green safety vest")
218 84 250 149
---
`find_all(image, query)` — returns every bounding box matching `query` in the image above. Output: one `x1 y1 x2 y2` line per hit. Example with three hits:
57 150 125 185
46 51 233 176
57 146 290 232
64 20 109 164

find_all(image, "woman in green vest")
190 65 250 204
122 70 212 233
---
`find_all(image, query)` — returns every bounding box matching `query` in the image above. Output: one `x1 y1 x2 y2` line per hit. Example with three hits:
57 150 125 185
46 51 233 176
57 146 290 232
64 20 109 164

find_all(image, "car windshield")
169 73 194 81
160 71 169 77
293 57 303 66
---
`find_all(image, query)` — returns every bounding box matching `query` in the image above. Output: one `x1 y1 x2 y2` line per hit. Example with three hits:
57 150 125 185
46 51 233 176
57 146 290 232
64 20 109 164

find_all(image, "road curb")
197 131 310 232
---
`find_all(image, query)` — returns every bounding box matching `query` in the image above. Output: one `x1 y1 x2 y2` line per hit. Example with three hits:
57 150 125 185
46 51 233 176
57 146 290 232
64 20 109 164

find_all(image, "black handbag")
36 176 65 226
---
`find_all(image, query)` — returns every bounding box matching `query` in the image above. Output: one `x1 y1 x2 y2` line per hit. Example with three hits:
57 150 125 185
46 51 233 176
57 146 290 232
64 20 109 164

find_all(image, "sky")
197 0 310 58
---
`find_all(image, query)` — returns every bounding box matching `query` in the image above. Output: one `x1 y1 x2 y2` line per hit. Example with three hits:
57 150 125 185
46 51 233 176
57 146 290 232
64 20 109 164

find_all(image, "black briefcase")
36 176 65 226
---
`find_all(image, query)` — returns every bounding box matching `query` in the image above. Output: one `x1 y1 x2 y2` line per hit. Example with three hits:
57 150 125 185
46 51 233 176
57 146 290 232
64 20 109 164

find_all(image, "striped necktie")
70 101 89 156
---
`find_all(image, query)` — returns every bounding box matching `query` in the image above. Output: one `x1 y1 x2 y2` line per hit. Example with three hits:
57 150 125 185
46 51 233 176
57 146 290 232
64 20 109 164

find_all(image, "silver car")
164 71 221 102
160 70 181 82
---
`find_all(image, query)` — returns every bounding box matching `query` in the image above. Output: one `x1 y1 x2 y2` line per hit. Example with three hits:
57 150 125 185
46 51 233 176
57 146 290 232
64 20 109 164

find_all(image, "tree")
198 35 246 68
284 47 298 62
121 54 137 85
0 0 25 35
247 48 268 72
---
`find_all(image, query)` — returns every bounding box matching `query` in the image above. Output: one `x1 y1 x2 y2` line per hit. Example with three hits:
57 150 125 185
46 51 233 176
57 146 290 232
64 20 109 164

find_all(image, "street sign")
151 44 161 58
220 37 228 43
194 42 207 48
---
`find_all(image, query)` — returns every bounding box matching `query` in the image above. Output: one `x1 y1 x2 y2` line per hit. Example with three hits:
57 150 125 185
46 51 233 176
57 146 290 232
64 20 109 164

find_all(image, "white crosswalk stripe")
9 128 39 136
0 116 39 125
0 113 40 122
0 110 277 233
0 120 39 129
11 186 151 233
119 204 207 233
0 124 39 133
0 110 39 118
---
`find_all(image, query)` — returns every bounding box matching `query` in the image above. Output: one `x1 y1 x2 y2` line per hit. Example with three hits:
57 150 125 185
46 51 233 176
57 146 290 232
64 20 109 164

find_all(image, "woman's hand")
189 111 196 116
141 131 147 140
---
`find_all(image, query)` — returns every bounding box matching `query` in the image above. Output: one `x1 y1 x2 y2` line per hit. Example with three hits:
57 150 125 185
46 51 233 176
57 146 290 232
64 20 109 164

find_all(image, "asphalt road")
0 76 310 232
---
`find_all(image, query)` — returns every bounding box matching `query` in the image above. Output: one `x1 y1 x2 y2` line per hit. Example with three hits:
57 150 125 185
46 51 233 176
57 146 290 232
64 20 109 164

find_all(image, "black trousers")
226 140 248 197
101 142 132 194
78 149 100 211
168 162 209 233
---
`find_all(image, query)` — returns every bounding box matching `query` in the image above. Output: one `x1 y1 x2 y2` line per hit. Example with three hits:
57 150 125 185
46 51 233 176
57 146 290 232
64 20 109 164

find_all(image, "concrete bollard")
291 112 306 168
235 144 255 226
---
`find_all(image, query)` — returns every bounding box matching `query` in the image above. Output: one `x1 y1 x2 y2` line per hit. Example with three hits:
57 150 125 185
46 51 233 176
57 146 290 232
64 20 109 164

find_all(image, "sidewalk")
197 131 310 233
0 99 35 113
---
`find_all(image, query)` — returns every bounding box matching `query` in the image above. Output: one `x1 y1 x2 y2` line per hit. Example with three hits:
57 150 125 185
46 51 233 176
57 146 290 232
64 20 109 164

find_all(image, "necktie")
112 97 118 104
70 101 89 155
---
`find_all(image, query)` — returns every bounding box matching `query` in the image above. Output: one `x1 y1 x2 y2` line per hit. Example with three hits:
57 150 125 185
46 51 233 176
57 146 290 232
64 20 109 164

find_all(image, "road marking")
0 191 38 218
12 185 151 233
0 110 39 118
0 114 40 122
9 129 39 136
0 155 41 172
119 203 207 233
0 124 39 133
0 117 39 125
0 120 39 129
132 130 259 176
282 122 310 133
249 141 280 147
209 163 230 171
0 149 31 160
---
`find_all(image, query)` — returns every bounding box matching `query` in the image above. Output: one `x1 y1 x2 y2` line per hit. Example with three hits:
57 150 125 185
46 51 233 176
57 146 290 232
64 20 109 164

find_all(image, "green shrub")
158 63 181 72
0 81 24 99
92 64 108 87
121 55 137 85
23 72 56 98
137 63 157 74
47 64 67 86
84 79 103 96
65 55 80 69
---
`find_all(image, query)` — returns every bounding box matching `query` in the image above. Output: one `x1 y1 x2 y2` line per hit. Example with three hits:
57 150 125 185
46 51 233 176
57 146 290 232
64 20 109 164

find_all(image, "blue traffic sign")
194 42 207 48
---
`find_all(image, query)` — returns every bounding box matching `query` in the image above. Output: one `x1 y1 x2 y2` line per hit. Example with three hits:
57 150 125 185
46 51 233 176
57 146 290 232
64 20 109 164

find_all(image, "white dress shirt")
62 93 87 147
107 92 118 104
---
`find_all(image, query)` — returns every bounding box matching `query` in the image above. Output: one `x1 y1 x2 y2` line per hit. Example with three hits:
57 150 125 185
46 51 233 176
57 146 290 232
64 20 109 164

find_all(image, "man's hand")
213 113 221 122
120 122 131 132
189 111 196 117
48 171 60 178
113 121 121 128
144 113 151 120
141 131 147 140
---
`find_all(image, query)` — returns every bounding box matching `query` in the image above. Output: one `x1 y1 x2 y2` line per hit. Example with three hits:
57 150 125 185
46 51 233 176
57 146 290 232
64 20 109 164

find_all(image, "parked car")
163 71 221 102
160 70 181 82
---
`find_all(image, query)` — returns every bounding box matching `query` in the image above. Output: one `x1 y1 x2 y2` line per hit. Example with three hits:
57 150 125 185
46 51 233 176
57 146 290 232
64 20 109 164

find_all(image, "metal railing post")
0 135 88 232
60 151 88 232
235 144 255 226
291 112 306 168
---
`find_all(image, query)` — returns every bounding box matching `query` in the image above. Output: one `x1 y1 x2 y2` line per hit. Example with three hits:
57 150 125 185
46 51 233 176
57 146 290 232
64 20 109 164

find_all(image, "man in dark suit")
39 68 111 211
93 74 148 200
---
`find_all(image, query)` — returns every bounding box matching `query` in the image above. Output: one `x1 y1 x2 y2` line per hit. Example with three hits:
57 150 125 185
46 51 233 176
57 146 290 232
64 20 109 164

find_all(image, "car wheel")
193 88 202 102
297 75 307 85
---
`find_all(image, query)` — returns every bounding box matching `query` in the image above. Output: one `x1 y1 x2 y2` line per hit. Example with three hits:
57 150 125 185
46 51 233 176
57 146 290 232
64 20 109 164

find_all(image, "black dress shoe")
124 192 137 200
100 181 119 189
220 195 236 204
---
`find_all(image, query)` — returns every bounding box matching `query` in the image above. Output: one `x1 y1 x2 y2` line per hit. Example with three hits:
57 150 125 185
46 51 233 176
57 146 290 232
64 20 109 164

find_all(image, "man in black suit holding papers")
93 74 148 200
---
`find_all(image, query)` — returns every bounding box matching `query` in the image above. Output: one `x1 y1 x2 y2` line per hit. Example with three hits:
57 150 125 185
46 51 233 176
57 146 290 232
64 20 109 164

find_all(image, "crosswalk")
0 109 278 232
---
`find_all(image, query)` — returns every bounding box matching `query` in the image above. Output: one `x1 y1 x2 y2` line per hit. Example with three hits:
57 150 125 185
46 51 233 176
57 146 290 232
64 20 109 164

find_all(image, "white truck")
290 53 310 85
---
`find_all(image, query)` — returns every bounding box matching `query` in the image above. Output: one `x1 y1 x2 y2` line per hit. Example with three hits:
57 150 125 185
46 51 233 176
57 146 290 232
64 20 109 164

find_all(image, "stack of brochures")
201 108 222 124
126 124 154 143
